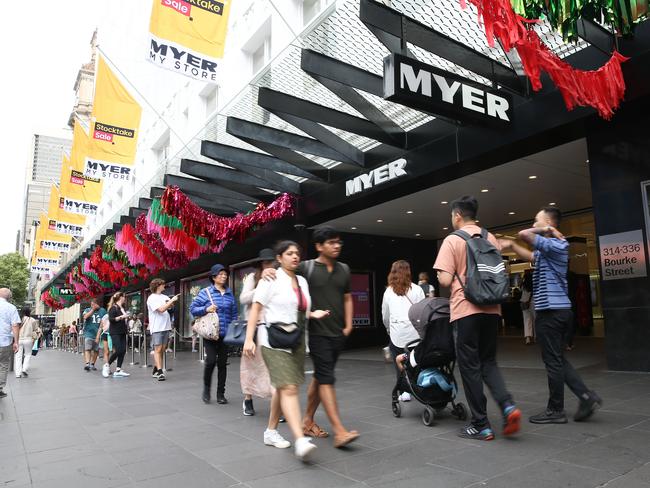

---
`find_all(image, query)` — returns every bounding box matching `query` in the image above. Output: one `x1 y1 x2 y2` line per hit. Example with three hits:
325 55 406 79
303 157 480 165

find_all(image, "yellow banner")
31 248 61 269
36 213 72 253
60 125 103 216
147 0 232 81
47 184 86 237
86 57 142 182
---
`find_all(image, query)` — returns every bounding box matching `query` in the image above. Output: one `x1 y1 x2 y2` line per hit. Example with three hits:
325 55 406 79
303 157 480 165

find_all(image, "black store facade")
45 0 650 372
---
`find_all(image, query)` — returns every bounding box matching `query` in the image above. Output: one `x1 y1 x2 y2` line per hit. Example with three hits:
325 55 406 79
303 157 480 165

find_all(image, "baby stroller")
391 297 468 426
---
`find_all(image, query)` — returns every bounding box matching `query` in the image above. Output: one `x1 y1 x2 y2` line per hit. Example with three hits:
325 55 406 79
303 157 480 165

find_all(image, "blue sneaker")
458 425 495 441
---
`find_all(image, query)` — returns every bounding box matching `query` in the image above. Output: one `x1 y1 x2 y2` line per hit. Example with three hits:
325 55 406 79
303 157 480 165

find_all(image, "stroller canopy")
408 297 450 338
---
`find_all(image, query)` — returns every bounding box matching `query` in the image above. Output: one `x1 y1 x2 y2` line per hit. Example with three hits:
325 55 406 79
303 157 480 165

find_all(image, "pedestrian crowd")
0 196 602 460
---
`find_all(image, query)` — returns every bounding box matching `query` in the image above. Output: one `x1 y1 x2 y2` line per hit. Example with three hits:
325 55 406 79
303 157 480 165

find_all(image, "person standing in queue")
499 207 602 424
243 241 331 460
105 292 131 378
434 196 521 441
82 298 106 371
147 279 178 382
191 264 238 405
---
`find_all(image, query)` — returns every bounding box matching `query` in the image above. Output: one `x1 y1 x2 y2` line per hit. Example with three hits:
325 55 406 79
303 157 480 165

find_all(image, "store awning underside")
43 0 645 292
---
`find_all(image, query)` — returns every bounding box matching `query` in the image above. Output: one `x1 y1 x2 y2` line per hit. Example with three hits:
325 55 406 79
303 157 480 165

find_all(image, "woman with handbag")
239 248 277 417
190 264 238 405
243 241 330 460
381 260 425 401
15 307 40 378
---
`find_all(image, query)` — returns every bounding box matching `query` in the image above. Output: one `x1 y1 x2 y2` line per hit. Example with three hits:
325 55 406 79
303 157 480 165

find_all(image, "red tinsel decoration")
135 214 190 269
160 187 295 249
116 223 163 272
461 0 628 119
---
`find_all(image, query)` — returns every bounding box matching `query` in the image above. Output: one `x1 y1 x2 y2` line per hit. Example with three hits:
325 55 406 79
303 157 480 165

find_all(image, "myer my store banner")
47 184 86 237
86 56 142 182
37 213 72 254
147 0 232 81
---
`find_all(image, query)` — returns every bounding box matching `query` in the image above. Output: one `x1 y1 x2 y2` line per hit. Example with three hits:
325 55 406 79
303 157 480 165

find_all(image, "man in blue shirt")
500 207 601 424
0 288 21 398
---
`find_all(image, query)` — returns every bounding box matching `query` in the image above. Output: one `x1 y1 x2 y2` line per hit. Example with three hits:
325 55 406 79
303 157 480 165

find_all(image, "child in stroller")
391 297 467 426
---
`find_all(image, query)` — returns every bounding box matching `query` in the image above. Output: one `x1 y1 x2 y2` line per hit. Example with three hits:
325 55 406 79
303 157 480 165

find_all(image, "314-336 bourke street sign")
383 53 513 127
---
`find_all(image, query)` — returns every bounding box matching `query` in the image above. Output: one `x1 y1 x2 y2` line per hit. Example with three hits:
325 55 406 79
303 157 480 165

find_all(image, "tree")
0 253 29 306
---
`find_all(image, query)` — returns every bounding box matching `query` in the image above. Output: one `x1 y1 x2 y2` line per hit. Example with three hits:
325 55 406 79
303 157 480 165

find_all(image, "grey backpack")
452 229 510 305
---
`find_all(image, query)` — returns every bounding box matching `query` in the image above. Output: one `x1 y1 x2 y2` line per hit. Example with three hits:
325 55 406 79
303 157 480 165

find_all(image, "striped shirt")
0 297 20 347
532 235 572 311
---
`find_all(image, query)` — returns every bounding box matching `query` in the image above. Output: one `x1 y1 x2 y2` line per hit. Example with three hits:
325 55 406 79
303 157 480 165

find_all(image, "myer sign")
346 159 407 197
384 53 512 127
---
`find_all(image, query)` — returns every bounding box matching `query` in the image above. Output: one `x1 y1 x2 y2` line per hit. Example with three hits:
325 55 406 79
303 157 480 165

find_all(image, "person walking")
244 241 331 460
82 298 106 371
434 196 521 441
499 207 602 424
191 264 238 404
69 321 78 353
147 279 178 382
105 292 131 378
97 312 112 374
382 260 425 401
418 271 436 298
520 270 535 345
131 313 143 353
0 288 21 398
239 248 277 416
15 307 40 378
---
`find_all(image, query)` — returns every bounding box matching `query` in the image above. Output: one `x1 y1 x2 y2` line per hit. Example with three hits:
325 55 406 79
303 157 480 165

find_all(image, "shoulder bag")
266 283 305 349
192 287 221 341
224 319 248 346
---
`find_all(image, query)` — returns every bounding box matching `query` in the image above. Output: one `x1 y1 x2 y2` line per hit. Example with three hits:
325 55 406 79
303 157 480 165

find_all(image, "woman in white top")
15 307 40 378
382 260 425 400
239 248 276 417
243 241 329 460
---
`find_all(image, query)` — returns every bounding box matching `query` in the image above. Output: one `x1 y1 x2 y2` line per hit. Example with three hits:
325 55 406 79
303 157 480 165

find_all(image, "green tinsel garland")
512 0 649 42
148 198 209 247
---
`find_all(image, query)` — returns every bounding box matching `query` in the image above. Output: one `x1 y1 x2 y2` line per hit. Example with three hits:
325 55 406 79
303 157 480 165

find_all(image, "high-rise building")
21 132 72 258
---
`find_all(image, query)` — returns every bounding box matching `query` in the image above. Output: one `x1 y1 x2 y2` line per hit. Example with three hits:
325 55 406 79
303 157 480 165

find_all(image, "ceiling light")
549 202 556 206
441 201 448 205
481 189 489 193
406 210 414 214
443 227 448 230
508 211 515 215
376 219 383 223
528 175 537 180
476 220 480 223
350 226 357 230
586 159 590 163
415 233 421 237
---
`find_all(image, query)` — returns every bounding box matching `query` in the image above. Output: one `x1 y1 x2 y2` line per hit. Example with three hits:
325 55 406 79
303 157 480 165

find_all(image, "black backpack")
452 229 510 305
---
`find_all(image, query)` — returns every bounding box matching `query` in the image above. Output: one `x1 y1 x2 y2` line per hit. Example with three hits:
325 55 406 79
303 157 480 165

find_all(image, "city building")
41 0 650 372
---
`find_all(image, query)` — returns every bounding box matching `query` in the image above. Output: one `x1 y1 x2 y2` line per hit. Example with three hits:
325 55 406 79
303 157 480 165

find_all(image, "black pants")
455 314 513 429
204 339 227 394
108 334 127 369
389 342 404 383
536 310 589 411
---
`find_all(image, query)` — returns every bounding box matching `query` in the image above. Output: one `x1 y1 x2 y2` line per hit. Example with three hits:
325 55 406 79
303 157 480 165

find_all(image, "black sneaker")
529 409 568 424
91 364 97 371
243 399 255 416
0 390 6 399
574 391 602 422
21 372 28 377
157 373 166 382
458 425 495 441
152 367 161 378
202 387 210 404
84 364 91 371
216 394 228 405
279 416 286 423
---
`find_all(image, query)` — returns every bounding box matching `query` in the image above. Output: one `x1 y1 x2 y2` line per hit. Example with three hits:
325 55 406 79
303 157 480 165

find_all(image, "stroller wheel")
422 406 435 426
392 402 401 418
453 402 468 421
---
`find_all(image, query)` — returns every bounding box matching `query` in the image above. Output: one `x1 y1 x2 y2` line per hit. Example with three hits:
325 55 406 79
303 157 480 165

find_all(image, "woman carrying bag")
190 264 238 405
15 307 40 378
243 241 330 460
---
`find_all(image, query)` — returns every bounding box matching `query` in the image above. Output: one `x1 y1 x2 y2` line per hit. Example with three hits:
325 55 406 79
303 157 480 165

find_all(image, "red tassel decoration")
116 223 163 273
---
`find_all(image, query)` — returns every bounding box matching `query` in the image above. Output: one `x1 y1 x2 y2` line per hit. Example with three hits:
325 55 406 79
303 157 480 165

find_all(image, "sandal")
333 430 360 448
303 422 329 438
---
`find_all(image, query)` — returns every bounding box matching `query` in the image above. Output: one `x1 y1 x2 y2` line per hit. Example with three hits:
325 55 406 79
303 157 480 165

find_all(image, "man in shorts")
82 298 106 371
147 278 178 381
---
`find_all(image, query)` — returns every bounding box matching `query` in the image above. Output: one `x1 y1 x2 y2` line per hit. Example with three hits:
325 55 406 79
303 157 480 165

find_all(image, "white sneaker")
102 363 110 378
264 429 291 449
113 369 130 377
399 392 412 402
294 437 317 460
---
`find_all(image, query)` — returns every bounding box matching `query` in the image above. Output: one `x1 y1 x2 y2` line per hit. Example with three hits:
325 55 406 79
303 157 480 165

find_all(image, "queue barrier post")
129 331 139 366
141 332 149 368
198 336 205 363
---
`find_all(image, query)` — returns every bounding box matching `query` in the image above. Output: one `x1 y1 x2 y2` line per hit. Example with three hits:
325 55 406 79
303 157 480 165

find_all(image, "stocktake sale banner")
47 184 86 237
85 57 142 183
147 0 232 81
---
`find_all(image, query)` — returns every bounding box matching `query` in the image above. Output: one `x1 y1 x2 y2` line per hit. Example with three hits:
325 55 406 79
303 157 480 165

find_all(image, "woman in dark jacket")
106 291 131 378
190 264 238 404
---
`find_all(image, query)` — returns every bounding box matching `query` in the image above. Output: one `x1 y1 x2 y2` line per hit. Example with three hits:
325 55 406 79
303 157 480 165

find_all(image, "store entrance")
320 138 604 348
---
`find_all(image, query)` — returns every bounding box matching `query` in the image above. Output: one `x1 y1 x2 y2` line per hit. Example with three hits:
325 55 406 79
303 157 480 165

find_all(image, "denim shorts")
151 331 171 347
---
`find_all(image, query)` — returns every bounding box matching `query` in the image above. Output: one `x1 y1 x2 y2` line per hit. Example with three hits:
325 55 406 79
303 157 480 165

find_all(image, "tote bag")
192 288 220 340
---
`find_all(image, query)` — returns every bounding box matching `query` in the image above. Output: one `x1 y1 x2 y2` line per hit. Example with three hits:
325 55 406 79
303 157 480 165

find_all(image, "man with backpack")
434 196 521 440
499 207 602 424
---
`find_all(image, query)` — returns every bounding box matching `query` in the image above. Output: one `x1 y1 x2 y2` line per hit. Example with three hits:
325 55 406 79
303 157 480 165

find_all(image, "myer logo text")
149 36 218 81
37 258 59 267
62 197 98 216
346 159 407 197
384 54 512 127
84 158 132 181
55 221 84 237
40 240 71 252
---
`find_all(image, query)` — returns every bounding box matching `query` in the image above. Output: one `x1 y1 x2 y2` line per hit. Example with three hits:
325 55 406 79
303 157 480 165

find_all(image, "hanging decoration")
510 0 649 42
462 0 629 119
115 223 164 273
146 199 209 260
135 213 190 269
160 187 296 249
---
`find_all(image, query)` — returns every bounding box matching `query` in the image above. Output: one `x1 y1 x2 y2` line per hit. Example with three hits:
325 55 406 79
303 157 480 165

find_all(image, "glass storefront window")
181 275 211 338
125 291 143 321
